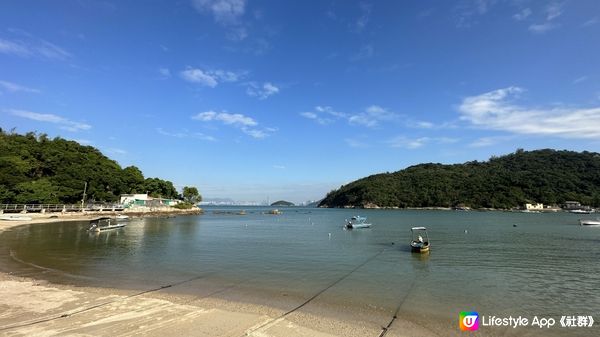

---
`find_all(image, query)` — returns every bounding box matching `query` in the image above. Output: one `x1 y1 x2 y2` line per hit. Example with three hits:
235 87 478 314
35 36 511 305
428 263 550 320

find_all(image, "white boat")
345 216 372 229
570 209 591 214
580 218 600 226
410 227 430 253
88 217 127 232
116 215 130 220
0 215 33 221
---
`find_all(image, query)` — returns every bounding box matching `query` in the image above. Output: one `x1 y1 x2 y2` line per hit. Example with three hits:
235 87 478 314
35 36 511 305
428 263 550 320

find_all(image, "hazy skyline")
1 1 600 203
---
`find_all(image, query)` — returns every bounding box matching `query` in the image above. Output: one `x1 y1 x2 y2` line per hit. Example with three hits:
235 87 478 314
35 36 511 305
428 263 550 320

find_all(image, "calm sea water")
1 207 599 336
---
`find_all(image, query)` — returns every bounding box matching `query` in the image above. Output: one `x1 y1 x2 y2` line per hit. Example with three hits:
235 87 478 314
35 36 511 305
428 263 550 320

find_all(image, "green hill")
0 130 178 204
319 149 600 209
270 200 294 206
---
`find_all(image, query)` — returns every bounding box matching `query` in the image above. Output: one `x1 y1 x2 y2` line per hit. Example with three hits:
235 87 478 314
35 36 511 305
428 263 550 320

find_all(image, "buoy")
464 229 468 234
328 233 331 240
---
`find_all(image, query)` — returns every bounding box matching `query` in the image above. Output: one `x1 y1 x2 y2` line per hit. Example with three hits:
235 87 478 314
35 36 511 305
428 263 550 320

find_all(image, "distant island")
0 130 199 204
270 200 295 206
319 149 600 209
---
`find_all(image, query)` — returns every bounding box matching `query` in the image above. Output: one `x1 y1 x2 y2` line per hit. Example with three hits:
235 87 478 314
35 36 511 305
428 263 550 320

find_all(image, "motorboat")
88 217 127 232
345 216 372 229
116 215 130 220
570 209 592 214
410 227 430 253
580 218 600 226
268 209 282 215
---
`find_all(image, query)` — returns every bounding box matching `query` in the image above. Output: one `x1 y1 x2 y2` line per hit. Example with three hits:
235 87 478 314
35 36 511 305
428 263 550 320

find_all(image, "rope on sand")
242 247 388 336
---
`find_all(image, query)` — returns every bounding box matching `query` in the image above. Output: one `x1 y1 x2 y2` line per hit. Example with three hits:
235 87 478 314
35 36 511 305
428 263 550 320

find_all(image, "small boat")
410 227 430 253
0 215 33 221
115 215 130 220
268 209 282 215
570 209 591 214
88 217 127 232
345 216 372 229
580 218 600 226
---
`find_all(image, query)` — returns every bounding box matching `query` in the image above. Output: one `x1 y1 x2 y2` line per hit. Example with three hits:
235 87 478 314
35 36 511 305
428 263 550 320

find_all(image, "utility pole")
81 182 87 212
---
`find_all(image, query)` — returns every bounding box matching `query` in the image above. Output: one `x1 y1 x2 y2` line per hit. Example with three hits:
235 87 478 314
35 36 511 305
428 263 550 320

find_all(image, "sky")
1 0 600 204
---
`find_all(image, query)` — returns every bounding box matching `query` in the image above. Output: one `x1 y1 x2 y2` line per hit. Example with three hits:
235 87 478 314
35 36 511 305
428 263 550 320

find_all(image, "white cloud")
192 111 257 127
573 76 588 84
468 135 515 148
581 17 598 27
156 128 216 141
546 3 562 21
301 105 397 128
459 86 600 139
348 105 397 127
104 148 127 155
8 109 91 132
246 82 279 99
351 44 374 61
344 138 369 148
529 22 558 33
180 67 244 87
272 165 285 169
513 8 531 21
192 110 273 139
355 2 372 32
180 68 218 87
0 35 70 60
386 136 458 149
192 0 246 25
0 80 40 93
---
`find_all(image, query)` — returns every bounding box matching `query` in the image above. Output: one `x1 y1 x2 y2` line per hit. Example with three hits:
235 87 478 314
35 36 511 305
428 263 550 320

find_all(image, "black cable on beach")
242 247 388 337
377 277 417 337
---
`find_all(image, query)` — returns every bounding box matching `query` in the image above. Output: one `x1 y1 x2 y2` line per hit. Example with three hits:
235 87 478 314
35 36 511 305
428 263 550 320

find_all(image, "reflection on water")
1 208 599 335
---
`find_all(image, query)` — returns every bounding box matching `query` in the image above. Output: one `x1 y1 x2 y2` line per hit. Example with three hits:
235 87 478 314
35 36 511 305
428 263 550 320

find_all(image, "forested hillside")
0 130 178 204
319 149 600 209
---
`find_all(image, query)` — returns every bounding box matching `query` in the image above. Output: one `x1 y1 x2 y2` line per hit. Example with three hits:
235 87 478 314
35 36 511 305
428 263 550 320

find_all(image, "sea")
1 207 599 336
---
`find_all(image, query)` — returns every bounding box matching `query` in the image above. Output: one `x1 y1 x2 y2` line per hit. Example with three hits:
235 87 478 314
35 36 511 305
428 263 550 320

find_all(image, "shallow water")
1 207 599 335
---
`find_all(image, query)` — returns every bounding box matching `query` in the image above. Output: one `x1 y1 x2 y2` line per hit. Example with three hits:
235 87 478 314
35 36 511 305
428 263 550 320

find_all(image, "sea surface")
1 207 599 336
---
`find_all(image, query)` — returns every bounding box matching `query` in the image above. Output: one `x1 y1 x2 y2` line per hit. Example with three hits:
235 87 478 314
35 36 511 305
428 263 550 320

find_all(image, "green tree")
182 186 202 203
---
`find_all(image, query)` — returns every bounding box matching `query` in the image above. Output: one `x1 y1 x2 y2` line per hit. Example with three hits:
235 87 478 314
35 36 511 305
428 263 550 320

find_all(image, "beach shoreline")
0 214 436 336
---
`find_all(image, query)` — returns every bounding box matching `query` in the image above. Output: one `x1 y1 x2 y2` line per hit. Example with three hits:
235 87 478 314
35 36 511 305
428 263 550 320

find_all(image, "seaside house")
120 194 181 208
525 203 544 210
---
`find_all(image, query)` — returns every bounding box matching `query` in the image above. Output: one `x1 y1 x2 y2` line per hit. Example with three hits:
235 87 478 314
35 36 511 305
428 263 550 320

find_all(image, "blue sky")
1 0 600 204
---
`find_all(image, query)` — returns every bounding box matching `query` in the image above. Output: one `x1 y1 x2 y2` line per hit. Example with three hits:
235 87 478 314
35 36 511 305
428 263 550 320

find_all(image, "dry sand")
0 216 434 337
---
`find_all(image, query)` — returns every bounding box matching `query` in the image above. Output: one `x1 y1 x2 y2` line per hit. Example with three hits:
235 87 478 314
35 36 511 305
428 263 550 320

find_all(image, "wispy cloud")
354 2 372 32
192 0 248 40
386 136 458 149
104 147 127 155
581 17 598 27
246 82 279 99
180 67 245 87
0 80 40 94
192 0 246 24
0 31 71 60
350 44 374 61
513 8 531 21
272 164 285 169
158 68 171 79
344 138 369 148
529 22 559 33
454 0 497 27
8 109 91 132
156 128 216 141
459 86 600 139
529 2 562 34
191 110 273 139
300 105 397 128
573 76 588 84
468 135 515 148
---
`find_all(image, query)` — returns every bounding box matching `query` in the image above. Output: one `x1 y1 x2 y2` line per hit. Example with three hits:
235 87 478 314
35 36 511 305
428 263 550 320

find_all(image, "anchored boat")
345 216 372 229
88 217 127 232
410 227 430 253
579 218 600 226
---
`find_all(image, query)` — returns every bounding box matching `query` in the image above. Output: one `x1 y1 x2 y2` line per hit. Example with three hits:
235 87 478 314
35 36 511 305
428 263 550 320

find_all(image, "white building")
525 203 544 210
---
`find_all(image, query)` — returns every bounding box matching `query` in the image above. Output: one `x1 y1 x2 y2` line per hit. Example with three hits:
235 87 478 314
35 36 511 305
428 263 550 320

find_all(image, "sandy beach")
0 215 435 337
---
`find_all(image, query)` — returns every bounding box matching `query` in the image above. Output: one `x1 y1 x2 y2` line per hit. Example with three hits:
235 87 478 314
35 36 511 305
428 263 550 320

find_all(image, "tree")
182 186 202 203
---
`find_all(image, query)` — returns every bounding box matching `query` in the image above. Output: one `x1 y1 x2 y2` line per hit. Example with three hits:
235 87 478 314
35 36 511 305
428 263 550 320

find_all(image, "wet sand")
0 216 434 336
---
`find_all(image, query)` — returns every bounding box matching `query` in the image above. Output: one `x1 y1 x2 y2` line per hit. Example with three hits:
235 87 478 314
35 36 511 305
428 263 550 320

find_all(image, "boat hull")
346 223 372 229
411 242 430 253
580 220 600 226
